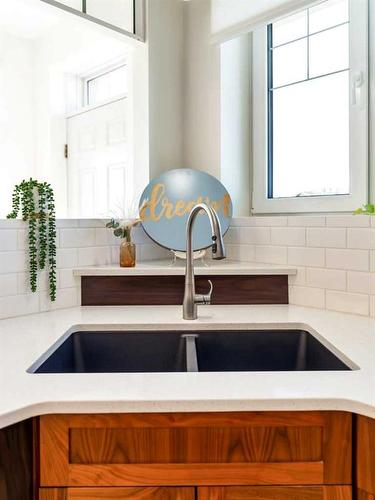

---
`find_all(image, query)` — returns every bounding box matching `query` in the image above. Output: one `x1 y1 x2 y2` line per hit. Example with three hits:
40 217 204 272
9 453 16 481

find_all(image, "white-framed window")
252 0 368 213
83 61 128 107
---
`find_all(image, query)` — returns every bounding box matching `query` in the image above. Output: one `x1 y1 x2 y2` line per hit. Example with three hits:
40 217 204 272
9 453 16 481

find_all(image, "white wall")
32 19 134 216
221 34 251 216
183 0 221 178
182 0 251 216
0 32 35 217
147 0 184 179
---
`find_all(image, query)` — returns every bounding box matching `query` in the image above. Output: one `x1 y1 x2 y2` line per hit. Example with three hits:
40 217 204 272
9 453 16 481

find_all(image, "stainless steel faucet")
183 203 226 320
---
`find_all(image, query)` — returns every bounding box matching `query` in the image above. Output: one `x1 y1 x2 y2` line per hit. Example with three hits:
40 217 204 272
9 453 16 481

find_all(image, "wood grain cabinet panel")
357 416 375 496
198 486 352 500
81 275 289 306
39 487 194 499
357 490 375 500
39 489 67 500
39 411 351 488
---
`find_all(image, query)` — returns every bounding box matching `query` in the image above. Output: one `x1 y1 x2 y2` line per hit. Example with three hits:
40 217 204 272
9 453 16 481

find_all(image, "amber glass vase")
120 239 136 267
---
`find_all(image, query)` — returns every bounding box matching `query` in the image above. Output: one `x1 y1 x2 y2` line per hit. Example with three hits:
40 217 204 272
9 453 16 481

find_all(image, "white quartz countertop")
1 304 375 428
74 260 297 276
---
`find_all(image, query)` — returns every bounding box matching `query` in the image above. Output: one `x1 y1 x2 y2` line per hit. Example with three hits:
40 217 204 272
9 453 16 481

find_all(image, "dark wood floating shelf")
81 274 289 306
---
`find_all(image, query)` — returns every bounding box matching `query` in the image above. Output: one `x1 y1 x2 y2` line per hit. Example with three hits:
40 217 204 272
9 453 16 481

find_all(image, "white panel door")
67 97 132 218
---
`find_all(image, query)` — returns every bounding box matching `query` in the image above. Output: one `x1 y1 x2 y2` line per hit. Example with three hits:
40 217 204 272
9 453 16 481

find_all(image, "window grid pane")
270 0 349 89
267 0 350 200
87 65 127 106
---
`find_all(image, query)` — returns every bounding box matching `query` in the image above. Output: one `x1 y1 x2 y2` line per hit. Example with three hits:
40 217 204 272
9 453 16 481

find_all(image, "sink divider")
182 334 199 372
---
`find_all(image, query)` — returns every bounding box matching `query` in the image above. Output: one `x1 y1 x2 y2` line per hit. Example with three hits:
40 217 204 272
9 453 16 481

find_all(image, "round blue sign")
139 168 232 252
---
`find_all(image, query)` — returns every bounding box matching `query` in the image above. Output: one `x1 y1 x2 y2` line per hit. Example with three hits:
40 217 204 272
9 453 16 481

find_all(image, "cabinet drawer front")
39 488 195 499
39 412 351 487
198 486 352 500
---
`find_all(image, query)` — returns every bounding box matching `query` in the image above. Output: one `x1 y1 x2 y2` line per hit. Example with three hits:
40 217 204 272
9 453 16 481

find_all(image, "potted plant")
106 200 147 267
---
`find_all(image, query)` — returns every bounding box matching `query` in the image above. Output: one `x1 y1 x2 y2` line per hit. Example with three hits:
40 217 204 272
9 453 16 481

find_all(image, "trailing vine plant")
7 179 57 301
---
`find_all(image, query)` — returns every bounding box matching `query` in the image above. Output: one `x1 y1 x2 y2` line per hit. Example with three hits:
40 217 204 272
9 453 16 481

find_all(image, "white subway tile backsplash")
78 247 113 267
0 219 173 320
0 252 26 274
326 290 369 316
56 219 79 228
59 269 79 289
0 220 25 229
288 247 325 267
255 245 287 264
226 244 256 262
326 249 369 271
241 227 271 245
3 213 375 320
95 228 118 246
39 287 79 312
347 229 375 249
60 228 96 248
271 227 305 247
254 216 288 227
0 293 40 320
56 248 78 269
326 215 370 227
140 244 170 261
230 217 257 227
17 230 27 250
289 285 325 309
288 267 306 286
288 216 326 227
0 230 18 251
306 268 346 291
307 228 346 248
0 274 18 297
78 219 106 228
223 227 239 244
347 272 375 295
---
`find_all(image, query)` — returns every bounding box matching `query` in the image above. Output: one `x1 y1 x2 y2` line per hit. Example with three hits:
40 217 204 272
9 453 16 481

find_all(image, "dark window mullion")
307 8 310 79
133 0 136 34
267 24 274 199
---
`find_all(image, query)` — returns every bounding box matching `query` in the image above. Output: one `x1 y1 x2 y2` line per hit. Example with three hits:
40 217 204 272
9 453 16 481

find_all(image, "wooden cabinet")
39 411 351 488
39 487 195 499
357 415 375 499
197 486 352 500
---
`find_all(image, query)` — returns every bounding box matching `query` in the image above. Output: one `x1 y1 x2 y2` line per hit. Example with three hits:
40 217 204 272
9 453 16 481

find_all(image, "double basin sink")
29 328 352 373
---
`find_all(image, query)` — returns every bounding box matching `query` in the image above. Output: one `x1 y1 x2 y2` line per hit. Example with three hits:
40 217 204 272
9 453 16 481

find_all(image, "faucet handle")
195 280 213 305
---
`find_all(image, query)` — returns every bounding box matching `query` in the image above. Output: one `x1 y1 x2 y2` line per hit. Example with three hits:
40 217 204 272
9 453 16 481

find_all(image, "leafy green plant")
354 204 375 215
7 178 57 301
106 218 139 241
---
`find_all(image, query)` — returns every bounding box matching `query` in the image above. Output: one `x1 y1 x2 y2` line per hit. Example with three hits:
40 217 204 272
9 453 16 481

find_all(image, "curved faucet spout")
183 203 226 320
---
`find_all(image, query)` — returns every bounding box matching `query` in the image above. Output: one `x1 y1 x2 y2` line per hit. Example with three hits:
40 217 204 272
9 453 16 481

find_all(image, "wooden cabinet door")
39 411 352 487
357 415 375 497
198 486 352 500
39 487 195 499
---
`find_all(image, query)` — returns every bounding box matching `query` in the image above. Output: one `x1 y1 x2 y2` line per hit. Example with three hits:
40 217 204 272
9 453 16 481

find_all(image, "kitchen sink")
29 329 352 373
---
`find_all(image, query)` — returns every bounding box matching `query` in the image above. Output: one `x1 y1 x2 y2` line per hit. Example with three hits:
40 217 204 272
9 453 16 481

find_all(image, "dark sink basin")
29 329 352 373
195 330 350 371
32 331 187 373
